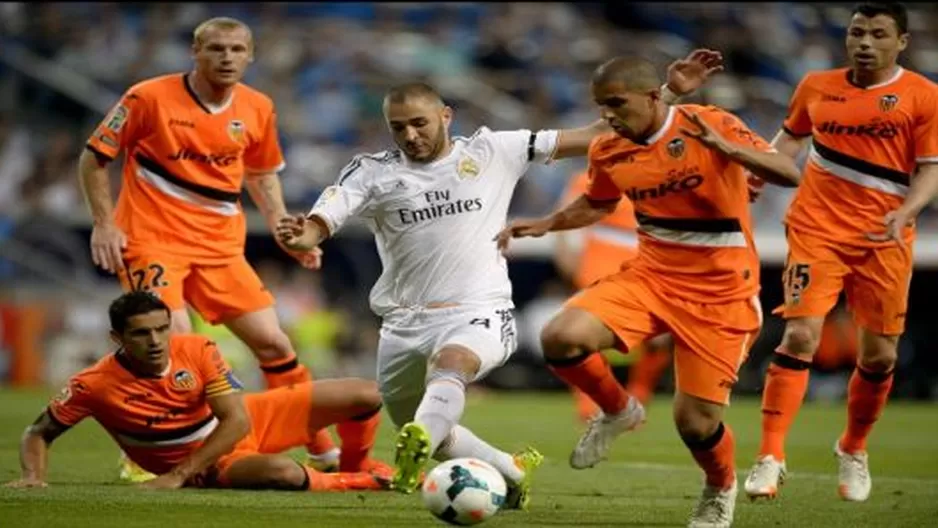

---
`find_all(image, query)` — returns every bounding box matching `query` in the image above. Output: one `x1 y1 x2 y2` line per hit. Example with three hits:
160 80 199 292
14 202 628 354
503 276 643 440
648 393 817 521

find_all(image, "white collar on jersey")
642 105 677 146
186 74 235 114
402 139 461 169
854 66 904 90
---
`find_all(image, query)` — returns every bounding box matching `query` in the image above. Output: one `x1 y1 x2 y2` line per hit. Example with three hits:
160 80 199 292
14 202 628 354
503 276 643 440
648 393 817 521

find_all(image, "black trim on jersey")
135 154 241 203
782 125 811 139
636 213 743 233
115 415 217 444
114 349 164 379
85 144 115 164
812 140 909 186
336 150 400 186
585 196 622 208
527 132 537 162
182 73 213 115
45 407 72 431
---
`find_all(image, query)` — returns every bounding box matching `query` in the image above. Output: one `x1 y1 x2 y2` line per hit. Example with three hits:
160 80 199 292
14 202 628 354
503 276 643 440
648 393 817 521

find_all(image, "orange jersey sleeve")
243 107 286 175
196 339 244 398
586 135 627 202
913 87 938 163
47 373 96 427
86 88 153 161
703 107 774 153
782 74 816 138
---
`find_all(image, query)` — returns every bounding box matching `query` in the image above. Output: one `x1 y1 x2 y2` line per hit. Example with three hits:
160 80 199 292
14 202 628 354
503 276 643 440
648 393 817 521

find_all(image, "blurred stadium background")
2 2 937 400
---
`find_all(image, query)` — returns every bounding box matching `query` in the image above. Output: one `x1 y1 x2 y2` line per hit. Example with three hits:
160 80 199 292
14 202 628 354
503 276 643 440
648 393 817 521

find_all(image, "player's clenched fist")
90 222 127 274
494 218 552 254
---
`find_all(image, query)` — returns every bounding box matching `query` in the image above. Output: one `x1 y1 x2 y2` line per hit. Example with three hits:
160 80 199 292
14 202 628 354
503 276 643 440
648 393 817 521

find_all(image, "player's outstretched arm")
495 195 618 254
551 49 724 160
679 108 801 187
78 149 127 274
866 164 938 245
141 392 250 490
4 411 71 488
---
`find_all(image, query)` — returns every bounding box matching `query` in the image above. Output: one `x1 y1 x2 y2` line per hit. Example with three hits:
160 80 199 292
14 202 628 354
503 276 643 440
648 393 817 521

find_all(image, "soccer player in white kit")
276 50 723 509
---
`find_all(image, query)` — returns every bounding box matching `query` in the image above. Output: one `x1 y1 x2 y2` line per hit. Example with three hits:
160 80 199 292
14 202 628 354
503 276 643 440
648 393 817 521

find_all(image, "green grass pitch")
1 389 936 527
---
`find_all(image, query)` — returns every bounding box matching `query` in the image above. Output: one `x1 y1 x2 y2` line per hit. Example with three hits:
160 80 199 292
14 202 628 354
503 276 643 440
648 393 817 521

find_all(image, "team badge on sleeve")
314 186 338 207
105 105 129 132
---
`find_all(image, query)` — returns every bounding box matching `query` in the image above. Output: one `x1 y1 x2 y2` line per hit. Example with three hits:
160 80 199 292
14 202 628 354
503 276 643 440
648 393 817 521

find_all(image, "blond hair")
192 17 253 49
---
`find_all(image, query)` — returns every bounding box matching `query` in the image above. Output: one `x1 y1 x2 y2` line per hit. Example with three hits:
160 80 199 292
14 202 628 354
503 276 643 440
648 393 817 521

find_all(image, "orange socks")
839 366 894 454
625 345 672 405
686 422 736 490
337 407 381 472
759 352 811 461
573 386 601 421
260 354 338 457
549 352 630 416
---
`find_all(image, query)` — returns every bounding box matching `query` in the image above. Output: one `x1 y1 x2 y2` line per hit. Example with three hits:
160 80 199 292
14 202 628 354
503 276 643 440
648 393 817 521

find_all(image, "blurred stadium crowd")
1 3 937 396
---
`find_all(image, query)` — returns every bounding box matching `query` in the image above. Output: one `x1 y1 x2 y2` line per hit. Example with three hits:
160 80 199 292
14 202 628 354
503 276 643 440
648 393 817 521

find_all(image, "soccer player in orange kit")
77 17 360 477
554 171 673 421
497 56 800 527
4 292 389 492
742 2 938 503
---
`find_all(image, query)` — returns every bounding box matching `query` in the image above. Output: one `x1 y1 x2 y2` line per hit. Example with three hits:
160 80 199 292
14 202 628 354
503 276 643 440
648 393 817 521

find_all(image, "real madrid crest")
172 369 196 391
667 138 686 159
879 94 899 112
228 120 246 144
457 156 480 180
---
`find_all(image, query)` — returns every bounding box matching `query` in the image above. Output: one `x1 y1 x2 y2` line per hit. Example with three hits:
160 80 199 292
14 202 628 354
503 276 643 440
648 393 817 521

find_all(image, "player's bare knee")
429 346 481 380
781 319 822 358
266 459 307 489
858 331 898 373
346 379 383 415
673 394 723 443
248 328 294 363
540 311 602 361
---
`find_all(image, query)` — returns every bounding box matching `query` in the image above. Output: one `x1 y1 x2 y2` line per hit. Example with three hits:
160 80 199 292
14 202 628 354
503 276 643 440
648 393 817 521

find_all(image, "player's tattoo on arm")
245 173 288 227
78 149 116 225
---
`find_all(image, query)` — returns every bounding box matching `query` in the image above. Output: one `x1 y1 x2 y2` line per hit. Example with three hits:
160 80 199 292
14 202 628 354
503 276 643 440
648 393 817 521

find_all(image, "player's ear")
109 330 122 348
441 106 454 127
897 33 909 53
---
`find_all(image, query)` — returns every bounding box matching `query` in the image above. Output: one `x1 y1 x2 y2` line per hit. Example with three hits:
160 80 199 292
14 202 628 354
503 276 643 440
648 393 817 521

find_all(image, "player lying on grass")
4 292 391 492
496 56 800 528
276 49 723 511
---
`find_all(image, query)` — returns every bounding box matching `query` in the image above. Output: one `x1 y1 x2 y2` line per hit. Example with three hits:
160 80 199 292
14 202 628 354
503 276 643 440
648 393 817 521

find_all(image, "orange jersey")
86 73 286 261
782 67 938 247
561 171 639 287
587 104 771 302
48 334 243 475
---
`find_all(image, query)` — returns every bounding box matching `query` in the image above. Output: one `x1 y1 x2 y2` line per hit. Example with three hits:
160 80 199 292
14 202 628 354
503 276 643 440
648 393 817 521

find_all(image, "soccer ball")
421 458 507 525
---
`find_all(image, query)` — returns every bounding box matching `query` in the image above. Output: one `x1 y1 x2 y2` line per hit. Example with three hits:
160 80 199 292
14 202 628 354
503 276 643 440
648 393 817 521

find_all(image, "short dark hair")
384 82 444 106
109 291 170 334
591 56 661 92
852 2 908 34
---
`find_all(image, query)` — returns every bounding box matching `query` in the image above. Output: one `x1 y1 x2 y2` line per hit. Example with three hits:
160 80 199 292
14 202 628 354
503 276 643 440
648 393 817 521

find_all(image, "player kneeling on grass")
4 291 391 492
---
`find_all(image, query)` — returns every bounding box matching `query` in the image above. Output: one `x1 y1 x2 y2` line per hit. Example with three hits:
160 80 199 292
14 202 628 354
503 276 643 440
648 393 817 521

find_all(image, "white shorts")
377 303 517 426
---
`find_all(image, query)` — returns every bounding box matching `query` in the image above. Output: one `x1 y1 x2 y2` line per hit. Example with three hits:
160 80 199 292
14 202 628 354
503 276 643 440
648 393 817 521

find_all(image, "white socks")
436 425 524 485
414 377 467 454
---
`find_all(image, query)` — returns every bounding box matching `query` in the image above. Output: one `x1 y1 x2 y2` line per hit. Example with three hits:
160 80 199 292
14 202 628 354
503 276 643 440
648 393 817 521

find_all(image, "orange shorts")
212 383 315 486
119 251 274 324
566 268 762 405
774 227 912 336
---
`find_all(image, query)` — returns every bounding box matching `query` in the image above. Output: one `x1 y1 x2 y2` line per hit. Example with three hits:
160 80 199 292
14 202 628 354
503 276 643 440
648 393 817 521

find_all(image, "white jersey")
309 126 559 317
